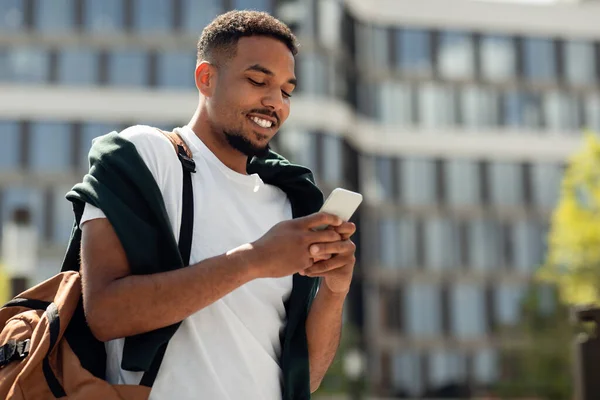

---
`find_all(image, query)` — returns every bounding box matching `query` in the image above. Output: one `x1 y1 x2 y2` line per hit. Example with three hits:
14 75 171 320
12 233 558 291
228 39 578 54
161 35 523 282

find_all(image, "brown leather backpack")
0 130 193 399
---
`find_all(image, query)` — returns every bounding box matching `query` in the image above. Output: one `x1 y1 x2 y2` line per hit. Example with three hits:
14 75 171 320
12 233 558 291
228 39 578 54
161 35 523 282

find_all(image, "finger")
298 212 343 230
303 255 355 277
309 239 355 257
334 222 356 238
311 254 333 263
305 229 342 246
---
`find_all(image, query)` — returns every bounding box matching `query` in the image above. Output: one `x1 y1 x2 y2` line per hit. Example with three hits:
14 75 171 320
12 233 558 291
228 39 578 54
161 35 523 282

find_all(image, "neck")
187 107 249 175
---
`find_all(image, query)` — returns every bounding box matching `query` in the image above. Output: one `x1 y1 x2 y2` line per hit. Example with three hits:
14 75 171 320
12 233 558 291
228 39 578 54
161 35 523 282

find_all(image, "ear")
195 61 216 97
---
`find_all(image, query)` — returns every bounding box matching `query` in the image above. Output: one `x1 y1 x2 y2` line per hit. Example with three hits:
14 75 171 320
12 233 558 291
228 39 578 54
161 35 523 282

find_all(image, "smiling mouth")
248 115 275 129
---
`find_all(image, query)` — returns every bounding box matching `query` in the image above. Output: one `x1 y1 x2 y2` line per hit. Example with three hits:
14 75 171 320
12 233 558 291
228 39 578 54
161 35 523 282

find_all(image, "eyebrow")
245 64 297 87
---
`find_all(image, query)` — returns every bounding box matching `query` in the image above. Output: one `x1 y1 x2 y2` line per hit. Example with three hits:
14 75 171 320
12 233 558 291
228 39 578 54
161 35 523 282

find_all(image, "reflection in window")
396 29 431 75
405 283 441 337
297 53 327 95
58 48 98 85
84 0 124 32
108 50 148 86
392 351 423 397
318 0 342 48
481 35 516 81
513 220 544 273
374 156 394 200
182 0 221 33
473 349 498 384
532 163 561 209
0 121 20 170
494 284 525 326
80 123 116 169
523 38 556 82
398 218 417 268
232 0 271 12
356 24 389 69
0 0 25 32
401 158 435 206
133 0 172 32
544 91 582 132
321 135 343 184
35 0 74 32
377 81 415 126
429 351 467 388
29 122 72 172
503 91 543 129
0 47 49 83
438 31 475 80
379 218 398 268
461 86 499 128
468 219 500 270
424 218 457 270
490 162 522 207
451 283 485 338
586 94 600 132
446 159 479 207
157 51 195 89
419 84 457 128
564 40 596 86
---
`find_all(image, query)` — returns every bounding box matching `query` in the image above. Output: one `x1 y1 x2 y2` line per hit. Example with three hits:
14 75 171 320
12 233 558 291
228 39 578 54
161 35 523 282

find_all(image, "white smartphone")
313 188 363 231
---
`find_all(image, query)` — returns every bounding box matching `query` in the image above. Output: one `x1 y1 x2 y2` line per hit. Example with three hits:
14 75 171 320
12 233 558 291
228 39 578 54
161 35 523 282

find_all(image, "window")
379 217 398 268
480 35 516 81
0 0 25 32
513 220 544 273
132 0 172 32
429 351 467 388
424 217 458 270
564 40 596 86
586 94 600 132
52 184 75 245
34 0 75 32
108 49 148 86
473 349 498 384
181 0 221 34
58 48 98 85
461 86 499 129
401 158 435 206
1 187 45 240
356 24 389 69
398 218 417 268
544 91 582 132
374 156 395 201
404 283 441 337
277 129 317 172
297 53 327 95
494 284 526 326
377 81 415 126
395 29 432 75
157 51 195 89
438 31 475 80
232 0 272 12
532 163 562 209
84 0 124 32
391 351 423 397
29 122 72 172
489 162 523 207
523 37 556 82
0 47 49 83
446 159 479 207
503 91 544 129
318 0 342 48
80 123 116 169
321 135 343 184
419 83 457 128
450 283 485 338
0 121 20 170
468 218 500 270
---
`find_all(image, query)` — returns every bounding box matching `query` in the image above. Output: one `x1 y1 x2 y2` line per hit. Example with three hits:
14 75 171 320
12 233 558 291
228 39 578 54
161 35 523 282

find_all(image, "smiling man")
75 10 357 400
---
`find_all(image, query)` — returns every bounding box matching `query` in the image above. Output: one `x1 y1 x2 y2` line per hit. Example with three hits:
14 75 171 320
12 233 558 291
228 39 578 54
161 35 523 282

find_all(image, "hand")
249 212 343 279
300 222 357 294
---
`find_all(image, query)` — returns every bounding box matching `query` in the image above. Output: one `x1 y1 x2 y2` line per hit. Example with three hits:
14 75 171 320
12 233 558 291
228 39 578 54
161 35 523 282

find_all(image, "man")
77 10 356 400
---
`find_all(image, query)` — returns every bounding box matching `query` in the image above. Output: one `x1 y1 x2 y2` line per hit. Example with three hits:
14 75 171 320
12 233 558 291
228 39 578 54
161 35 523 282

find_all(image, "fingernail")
310 245 319 255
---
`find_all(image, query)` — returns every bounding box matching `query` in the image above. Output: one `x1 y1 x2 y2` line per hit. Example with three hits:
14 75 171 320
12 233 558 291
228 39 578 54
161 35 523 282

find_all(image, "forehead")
231 36 295 76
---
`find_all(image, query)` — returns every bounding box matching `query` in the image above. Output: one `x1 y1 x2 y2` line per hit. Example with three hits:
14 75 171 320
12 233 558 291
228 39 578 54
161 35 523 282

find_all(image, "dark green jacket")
61 132 323 399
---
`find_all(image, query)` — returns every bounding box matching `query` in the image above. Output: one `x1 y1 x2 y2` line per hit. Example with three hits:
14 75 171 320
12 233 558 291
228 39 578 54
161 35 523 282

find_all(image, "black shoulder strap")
140 130 195 387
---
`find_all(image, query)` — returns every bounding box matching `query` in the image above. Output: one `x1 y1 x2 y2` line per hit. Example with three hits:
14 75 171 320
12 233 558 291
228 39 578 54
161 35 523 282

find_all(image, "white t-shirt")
80 125 294 400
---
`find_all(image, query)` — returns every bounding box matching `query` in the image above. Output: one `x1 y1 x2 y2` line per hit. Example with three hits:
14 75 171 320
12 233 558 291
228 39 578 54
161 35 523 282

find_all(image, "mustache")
248 109 280 126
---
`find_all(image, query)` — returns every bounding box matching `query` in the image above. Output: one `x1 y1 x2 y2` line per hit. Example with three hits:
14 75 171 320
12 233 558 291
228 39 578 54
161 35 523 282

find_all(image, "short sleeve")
80 203 107 229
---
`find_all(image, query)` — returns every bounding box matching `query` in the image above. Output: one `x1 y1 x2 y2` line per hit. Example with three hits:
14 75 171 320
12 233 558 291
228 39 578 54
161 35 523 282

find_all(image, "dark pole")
573 306 600 400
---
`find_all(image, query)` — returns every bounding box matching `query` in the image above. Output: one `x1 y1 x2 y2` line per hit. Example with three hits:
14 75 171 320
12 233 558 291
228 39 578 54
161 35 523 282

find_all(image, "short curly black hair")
197 10 299 67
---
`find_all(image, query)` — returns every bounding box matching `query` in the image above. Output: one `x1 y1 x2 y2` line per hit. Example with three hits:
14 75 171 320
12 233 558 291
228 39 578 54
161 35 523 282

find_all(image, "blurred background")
2 0 600 398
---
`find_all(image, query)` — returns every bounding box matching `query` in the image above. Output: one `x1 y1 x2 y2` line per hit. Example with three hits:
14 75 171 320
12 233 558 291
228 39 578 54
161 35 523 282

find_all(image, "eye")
282 90 292 98
248 78 265 87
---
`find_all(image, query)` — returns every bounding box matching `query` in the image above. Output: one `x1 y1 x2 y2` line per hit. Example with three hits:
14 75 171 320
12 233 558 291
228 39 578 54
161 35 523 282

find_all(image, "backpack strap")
139 129 196 388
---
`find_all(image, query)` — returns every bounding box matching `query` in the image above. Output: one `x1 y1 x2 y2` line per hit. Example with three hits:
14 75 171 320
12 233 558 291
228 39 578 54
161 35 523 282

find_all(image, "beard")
224 130 271 159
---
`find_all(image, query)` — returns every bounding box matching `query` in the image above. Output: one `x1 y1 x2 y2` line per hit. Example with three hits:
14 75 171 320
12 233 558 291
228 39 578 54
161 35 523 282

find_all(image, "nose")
261 88 286 116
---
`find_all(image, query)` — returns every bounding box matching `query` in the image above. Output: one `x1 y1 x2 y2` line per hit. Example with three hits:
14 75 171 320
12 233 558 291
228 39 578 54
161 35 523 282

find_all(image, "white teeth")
251 116 272 128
